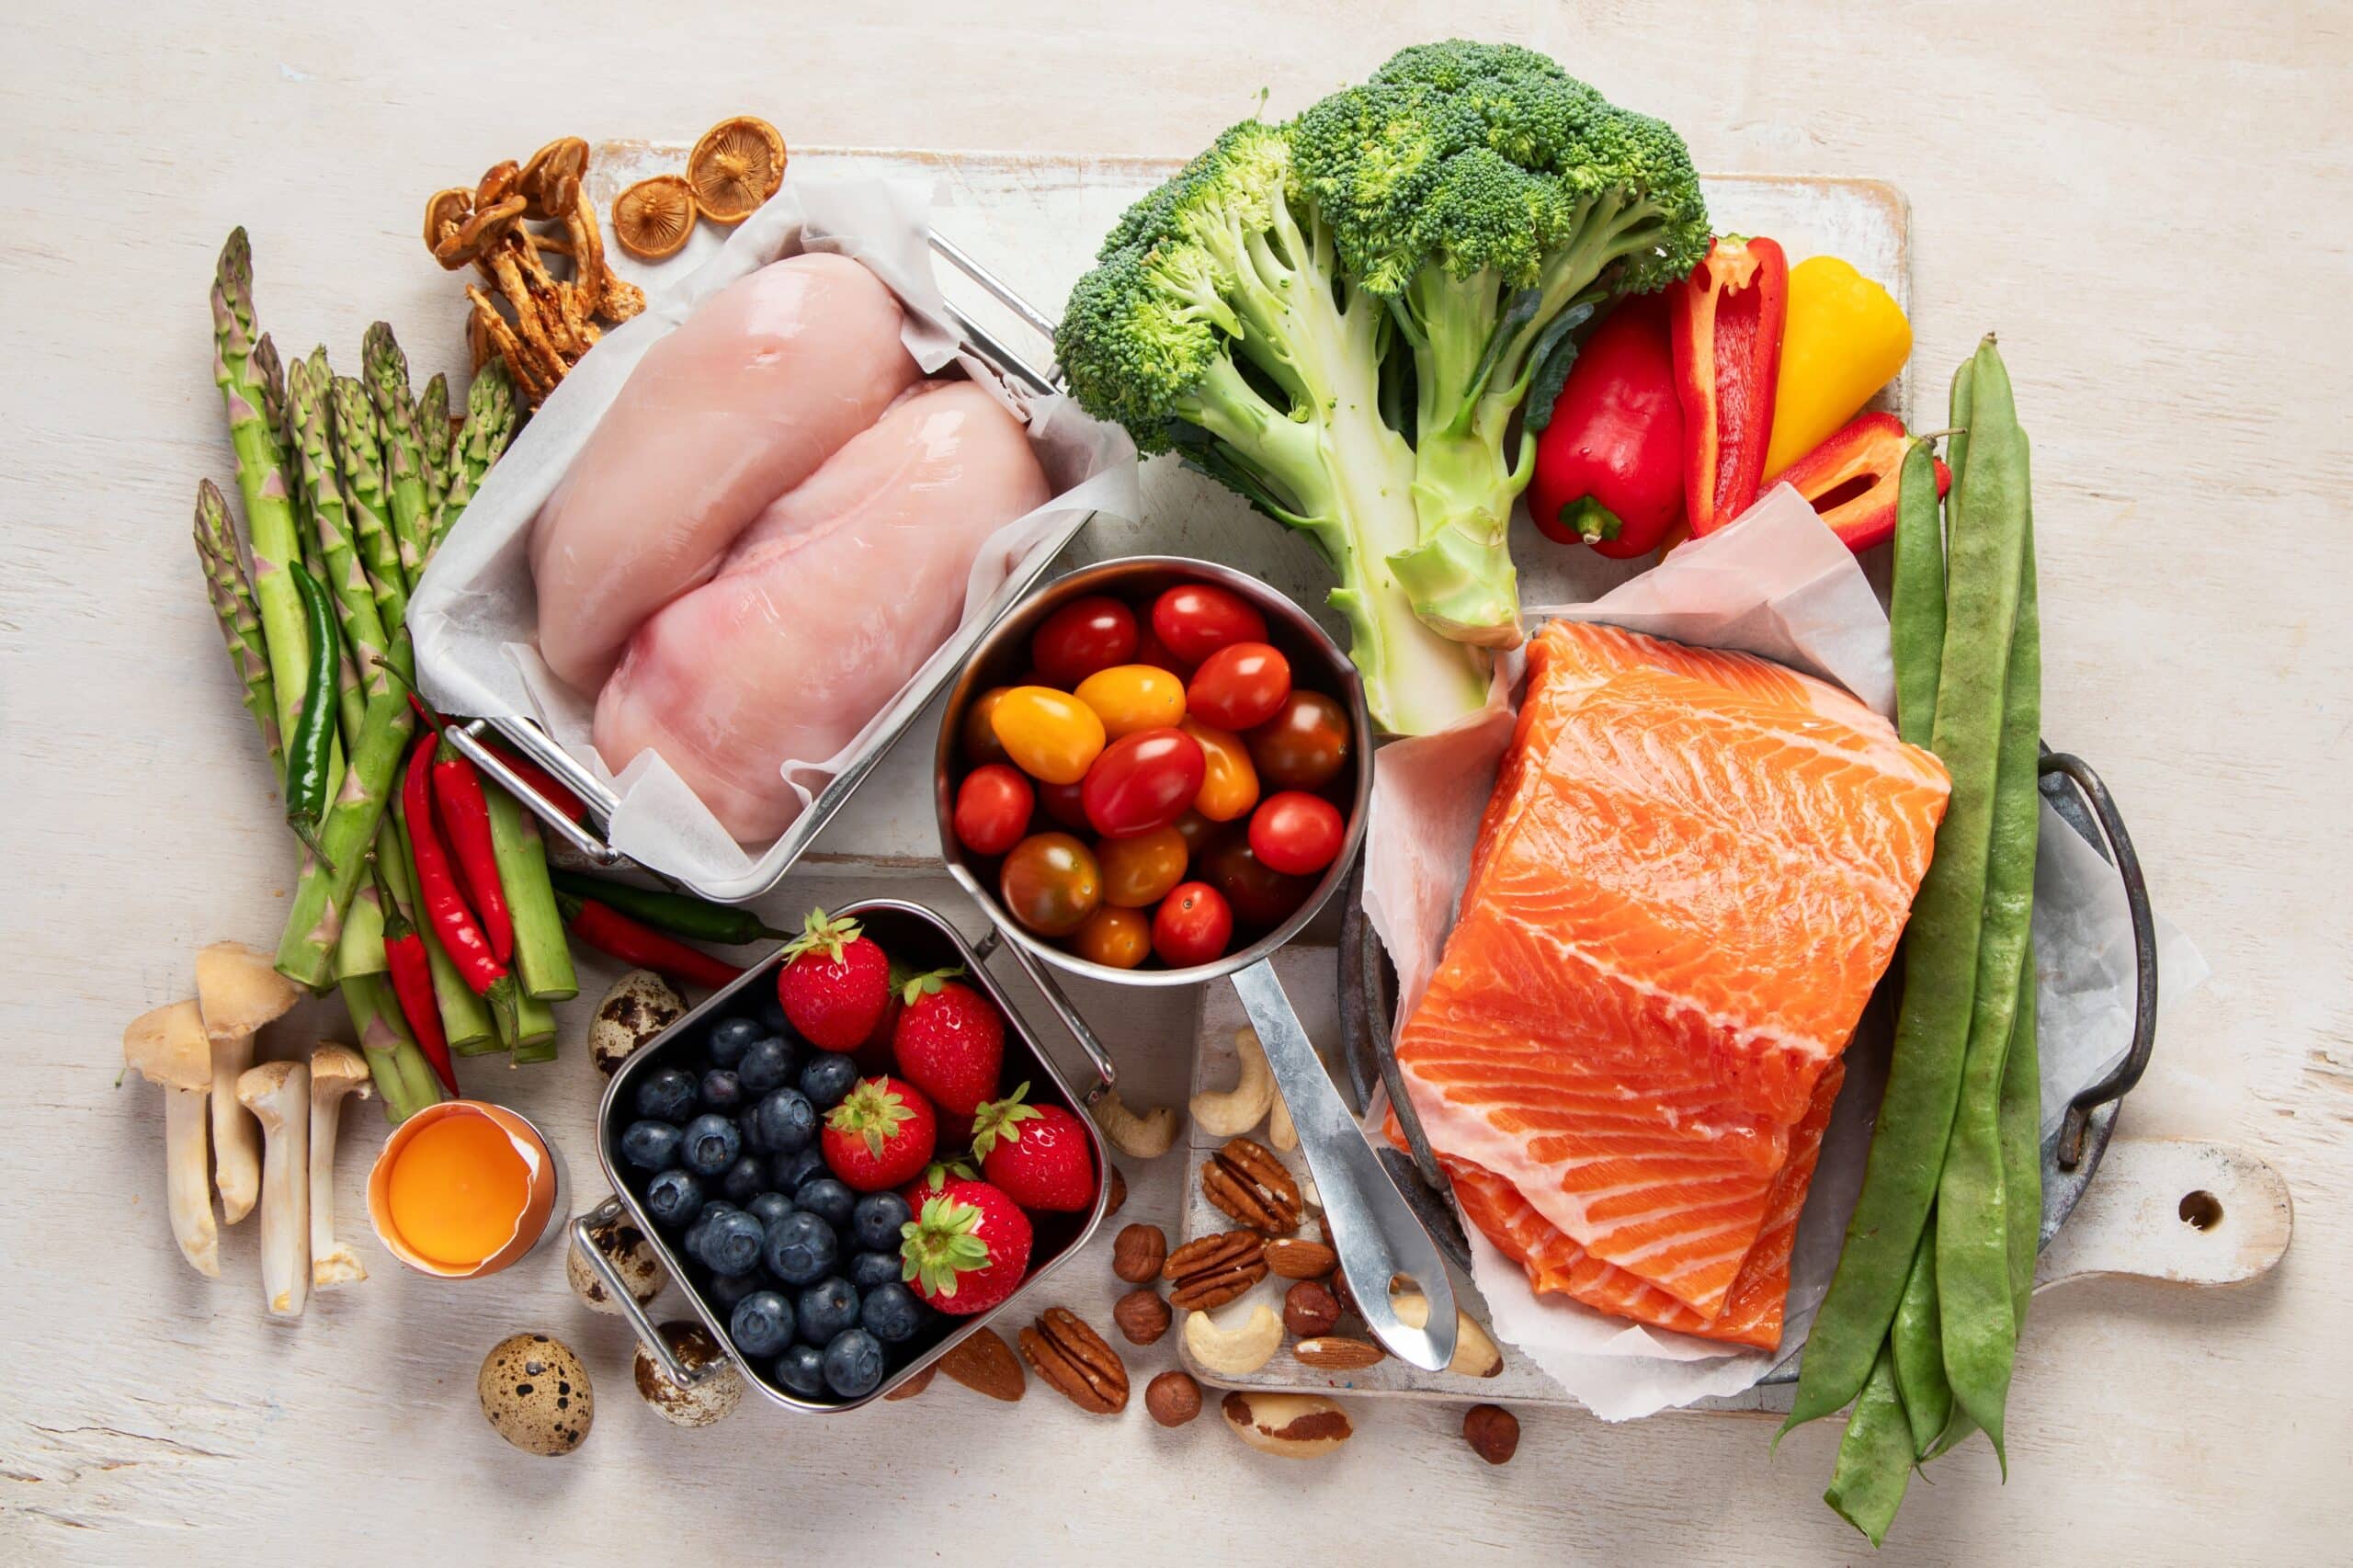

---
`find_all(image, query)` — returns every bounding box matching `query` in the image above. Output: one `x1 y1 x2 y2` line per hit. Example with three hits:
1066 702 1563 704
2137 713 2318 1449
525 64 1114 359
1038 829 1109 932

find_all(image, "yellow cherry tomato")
990 686 1107 785
1074 663 1187 739
1181 717 1260 822
1097 825 1189 908
1073 904 1152 969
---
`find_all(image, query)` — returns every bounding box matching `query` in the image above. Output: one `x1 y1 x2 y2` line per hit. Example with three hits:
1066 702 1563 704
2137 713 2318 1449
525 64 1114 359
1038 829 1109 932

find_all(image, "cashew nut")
1219 1390 1354 1459
1092 1089 1177 1160
1267 1087 1298 1152
1183 1301 1284 1377
1191 1028 1275 1139
1392 1290 1504 1379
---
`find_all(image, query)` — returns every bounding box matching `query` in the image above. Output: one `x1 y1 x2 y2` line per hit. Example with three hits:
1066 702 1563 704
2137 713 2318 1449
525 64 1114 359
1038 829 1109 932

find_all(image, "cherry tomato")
961 687 1013 767
1201 835 1316 929
1029 596 1138 687
1187 641 1291 732
1153 881 1234 967
1151 584 1267 665
1132 622 1193 676
952 764 1033 857
1074 664 1187 738
1097 825 1189 908
1082 727 1206 838
1248 790 1346 876
1180 718 1259 822
1170 809 1218 859
998 832 1102 937
1247 689 1351 791
1073 904 1152 969
990 686 1106 786
1037 777 1091 831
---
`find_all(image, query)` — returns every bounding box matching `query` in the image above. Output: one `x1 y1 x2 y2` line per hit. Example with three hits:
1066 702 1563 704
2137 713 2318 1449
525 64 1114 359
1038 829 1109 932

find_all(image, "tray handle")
571 1199 712 1386
972 924 1117 1103
448 719 628 868
2038 751 2158 1171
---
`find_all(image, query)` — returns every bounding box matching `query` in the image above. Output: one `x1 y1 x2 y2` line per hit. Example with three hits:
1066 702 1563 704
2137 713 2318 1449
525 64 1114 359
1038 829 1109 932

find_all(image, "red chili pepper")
429 741 513 965
556 892 745 991
403 737 507 996
1669 235 1789 536
1779 411 1951 553
372 860 459 1096
1528 295 1685 559
403 691 590 824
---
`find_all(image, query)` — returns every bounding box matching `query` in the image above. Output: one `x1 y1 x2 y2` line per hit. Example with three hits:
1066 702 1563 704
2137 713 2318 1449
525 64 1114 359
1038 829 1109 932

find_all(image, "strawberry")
971 1083 1098 1213
898 1176 1034 1316
776 909 891 1051
820 1075 938 1193
891 969 1005 1118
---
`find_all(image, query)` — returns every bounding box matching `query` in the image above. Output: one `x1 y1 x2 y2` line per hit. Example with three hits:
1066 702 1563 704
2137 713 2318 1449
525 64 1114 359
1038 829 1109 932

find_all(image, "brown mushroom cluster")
424 137 646 407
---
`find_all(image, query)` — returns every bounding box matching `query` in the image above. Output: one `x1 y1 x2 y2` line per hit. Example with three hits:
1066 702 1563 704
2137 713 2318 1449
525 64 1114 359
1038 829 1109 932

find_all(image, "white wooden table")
3 4 2346 1562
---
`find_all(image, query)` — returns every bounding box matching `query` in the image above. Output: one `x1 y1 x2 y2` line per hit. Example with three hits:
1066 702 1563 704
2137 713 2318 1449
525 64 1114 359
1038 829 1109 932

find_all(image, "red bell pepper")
1780 412 1950 553
1669 235 1789 536
1527 295 1685 559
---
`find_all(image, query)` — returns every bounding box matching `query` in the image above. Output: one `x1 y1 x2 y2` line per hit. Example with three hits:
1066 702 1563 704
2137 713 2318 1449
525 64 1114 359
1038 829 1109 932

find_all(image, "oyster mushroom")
688 116 786 222
308 1044 371 1288
236 1059 311 1317
122 1000 219 1277
196 941 298 1225
612 175 699 261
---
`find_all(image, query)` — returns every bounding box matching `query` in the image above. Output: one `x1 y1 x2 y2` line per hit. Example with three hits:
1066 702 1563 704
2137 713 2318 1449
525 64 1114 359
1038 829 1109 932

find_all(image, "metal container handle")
970 922 1117 1101
2038 751 2158 1171
446 719 626 867
571 1198 710 1386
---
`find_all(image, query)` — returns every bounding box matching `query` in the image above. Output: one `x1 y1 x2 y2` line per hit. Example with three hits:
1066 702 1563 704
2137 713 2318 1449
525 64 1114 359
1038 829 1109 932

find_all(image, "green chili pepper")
548 870 787 948
283 561 341 869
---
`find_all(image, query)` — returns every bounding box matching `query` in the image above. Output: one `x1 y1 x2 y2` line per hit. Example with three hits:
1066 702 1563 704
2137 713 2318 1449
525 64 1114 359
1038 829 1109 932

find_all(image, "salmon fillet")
1396 621 1945 1320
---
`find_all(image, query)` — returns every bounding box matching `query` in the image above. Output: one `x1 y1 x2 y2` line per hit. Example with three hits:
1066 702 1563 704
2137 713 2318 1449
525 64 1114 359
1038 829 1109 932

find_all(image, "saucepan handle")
571 1199 711 1385
972 924 1118 1102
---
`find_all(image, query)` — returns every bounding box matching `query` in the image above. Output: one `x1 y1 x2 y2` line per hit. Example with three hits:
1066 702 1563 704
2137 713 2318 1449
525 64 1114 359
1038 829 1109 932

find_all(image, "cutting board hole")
2178 1190 2223 1231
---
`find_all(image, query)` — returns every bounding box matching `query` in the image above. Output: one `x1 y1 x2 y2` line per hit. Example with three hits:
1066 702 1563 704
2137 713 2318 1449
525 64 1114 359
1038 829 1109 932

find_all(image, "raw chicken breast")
529 252 921 691
593 381 1051 844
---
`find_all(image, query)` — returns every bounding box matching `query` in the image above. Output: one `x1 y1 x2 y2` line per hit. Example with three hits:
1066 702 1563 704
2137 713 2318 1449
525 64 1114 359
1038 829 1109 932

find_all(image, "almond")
1292 1335 1385 1370
936 1326 1025 1402
1264 1237 1336 1279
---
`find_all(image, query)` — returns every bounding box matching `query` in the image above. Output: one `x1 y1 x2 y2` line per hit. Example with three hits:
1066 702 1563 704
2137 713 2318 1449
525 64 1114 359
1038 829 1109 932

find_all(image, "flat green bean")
1892 1221 1953 1457
1825 1344 1915 1546
1891 437 1946 748
2001 941 2043 1317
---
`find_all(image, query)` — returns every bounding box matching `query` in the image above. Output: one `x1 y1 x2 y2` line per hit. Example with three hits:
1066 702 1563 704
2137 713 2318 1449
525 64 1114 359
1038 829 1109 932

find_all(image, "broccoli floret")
1291 40 1710 645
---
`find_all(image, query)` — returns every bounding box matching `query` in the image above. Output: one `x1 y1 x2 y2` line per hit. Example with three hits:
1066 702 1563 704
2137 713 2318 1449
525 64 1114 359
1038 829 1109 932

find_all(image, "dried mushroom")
519 137 589 221
688 116 786 222
613 176 699 261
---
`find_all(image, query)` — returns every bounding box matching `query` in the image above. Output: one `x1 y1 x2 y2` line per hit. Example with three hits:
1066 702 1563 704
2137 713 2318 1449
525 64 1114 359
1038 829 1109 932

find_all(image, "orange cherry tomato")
1181 718 1260 822
1152 584 1267 665
991 686 1107 786
1073 904 1152 969
961 687 1013 767
1187 642 1291 732
1097 825 1189 908
1153 881 1233 967
953 764 1034 857
1247 689 1351 791
999 832 1102 937
1082 727 1206 839
1030 595 1138 687
1247 790 1346 876
1074 664 1188 738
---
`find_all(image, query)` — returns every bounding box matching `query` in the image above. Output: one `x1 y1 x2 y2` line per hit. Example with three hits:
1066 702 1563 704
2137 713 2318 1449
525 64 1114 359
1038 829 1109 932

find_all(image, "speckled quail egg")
590 970 687 1077
567 1209 670 1313
634 1320 745 1427
478 1333 594 1456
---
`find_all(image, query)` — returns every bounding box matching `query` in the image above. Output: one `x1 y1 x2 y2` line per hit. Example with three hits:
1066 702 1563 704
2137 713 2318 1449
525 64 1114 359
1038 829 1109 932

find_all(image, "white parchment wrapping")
1364 484 2206 1420
405 176 1140 896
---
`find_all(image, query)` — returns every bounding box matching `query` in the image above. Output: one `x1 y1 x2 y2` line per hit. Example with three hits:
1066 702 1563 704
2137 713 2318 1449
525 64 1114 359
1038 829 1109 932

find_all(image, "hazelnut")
1113 1288 1172 1346
1462 1403 1519 1465
1145 1369 1202 1427
1105 1164 1128 1218
1283 1278 1341 1338
1111 1222 1167 1284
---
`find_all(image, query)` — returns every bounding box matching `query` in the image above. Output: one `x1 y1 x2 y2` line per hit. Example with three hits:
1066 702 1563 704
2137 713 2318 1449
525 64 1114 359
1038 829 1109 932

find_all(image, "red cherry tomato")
1201 835 1315 929
1247 689 1351 791
1186 642 1292 732
1037 777 1091 832
1029 596 1139 687
1152 881 1233 967
1248 791 1347 876
1151 584 1267 665
999 833 1103 937
952 764 1033 857
1081 727 1205 839
1131 622 1193 676
1169 809 1218 859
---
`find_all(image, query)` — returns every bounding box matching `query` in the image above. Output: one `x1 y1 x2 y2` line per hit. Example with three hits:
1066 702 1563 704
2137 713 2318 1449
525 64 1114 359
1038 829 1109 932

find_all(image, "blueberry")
859 1280 926 1345
620 1119 682 1172
770 1145 829 1192
634 1066 699 1123
721 1154 767 1203
729 1290 796 1358
738 1035 797 1093
704 1267 762 1311
847 1249 904 1290
699 1209 766 1277
796 1277 861 1345
699 1068 745 1113
682 1199 735 1260
745 1190 795 1227
796 1177 856 1232
773 1342 827 1399
642 1167 704 1230
709 1015 763 1068
762 1210 839 1286
822 1327 885 1398
748 1088 817 1154
798 1051 858 1111
754 993 791 1036
678 1113 743 1176
850 1192 911 1253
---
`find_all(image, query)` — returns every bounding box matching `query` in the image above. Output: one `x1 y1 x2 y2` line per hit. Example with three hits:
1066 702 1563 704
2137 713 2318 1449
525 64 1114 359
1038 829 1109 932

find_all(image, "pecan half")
1201 1136 1302 1232
1018 1307 1129 1415
1162 1229 1267 1311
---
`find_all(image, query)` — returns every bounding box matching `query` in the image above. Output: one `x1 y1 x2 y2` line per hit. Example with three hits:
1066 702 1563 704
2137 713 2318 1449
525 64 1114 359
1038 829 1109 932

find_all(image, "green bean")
1891 1221 1952 1456
2001 942 2043 1319
1891 437 1946 748
1824 1344 1915 1546
1783 336 2033 1437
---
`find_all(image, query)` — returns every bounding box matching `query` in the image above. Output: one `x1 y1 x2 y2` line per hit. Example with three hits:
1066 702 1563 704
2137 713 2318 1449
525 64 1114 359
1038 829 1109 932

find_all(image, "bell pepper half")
1780 411 1950 553
1526 295 1685 559
1669 235 1788 536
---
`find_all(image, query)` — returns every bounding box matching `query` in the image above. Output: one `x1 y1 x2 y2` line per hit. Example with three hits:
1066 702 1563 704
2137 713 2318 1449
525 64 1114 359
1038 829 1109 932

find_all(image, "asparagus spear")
486 780 577 1003
427 360 517 567
331 374 408 633
194 481 282 770
417 371 452 517
363 324 435 593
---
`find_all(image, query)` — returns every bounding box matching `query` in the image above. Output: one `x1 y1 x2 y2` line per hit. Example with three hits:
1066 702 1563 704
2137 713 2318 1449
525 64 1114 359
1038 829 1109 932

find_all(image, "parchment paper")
405 176 1140 891
1363 484 2206 1420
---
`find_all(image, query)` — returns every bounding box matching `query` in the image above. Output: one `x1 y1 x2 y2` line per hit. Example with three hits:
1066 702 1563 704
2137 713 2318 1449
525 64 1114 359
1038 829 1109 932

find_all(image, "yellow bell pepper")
1762 256 1913 481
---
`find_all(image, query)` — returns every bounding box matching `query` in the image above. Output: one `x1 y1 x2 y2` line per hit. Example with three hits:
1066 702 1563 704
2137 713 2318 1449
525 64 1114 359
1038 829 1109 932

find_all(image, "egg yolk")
386 1113 531 1267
